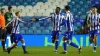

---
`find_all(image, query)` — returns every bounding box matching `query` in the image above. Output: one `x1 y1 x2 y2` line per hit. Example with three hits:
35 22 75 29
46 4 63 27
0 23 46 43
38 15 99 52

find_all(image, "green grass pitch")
0 46 100 56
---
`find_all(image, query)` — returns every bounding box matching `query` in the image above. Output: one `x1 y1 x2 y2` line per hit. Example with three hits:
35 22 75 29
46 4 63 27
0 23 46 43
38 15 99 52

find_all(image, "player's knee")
67 40 70 44
90 38 93 41
94 35 97 39
1 39 5 41
62 37 66 41
15 43 18 46
94 34 97 37
55 39 59 41
55 37 58 41
93 39 95 42
63 40 67 42
21 39 25 43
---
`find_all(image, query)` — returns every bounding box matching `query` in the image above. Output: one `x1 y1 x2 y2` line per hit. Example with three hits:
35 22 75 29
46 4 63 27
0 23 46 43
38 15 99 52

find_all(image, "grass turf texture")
0 46 100 56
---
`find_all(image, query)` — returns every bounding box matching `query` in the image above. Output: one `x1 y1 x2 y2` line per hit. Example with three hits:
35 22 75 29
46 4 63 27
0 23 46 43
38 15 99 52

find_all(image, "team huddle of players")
0 5 100 54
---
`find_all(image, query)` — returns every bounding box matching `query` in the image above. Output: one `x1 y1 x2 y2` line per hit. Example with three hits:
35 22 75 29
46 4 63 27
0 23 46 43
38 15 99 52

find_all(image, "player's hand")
32 18 36 22
56 26 59 29
82 26 84 29
0 26 2 29
98 22 100 25
5 27 7 30
88 24 91 27
32 18 39 22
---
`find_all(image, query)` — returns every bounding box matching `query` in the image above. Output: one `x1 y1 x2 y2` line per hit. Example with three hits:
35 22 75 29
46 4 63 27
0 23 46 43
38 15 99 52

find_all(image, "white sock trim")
94 46 97 47
64 50 67 52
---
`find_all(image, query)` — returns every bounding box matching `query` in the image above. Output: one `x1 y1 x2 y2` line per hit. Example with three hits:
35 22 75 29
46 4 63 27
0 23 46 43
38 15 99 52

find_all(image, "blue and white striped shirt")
88 13 100 31
39 12 65 31
50 13 64 31
62 11 74 32
12 16 24 34
11 16 32 34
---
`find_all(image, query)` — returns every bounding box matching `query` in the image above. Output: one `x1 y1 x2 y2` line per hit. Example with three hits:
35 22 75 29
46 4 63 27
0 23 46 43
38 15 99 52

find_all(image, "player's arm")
0 18 2 28
38 16 51 21
32 16 52 22
59 15 67 27
71 14 74 24
6 18 15 27
60 19 67 26
98 14 100 25
87 15 91 28
58 14 67 27
33 13 55 22
17 17 34 23
55 19 67 29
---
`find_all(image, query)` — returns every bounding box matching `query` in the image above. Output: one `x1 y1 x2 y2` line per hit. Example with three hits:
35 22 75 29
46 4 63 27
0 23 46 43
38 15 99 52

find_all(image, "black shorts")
6 24 13 34
0 28 7 39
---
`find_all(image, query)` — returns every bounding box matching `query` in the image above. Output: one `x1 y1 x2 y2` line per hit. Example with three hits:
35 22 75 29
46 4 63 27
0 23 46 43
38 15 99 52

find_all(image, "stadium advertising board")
0 35 100 47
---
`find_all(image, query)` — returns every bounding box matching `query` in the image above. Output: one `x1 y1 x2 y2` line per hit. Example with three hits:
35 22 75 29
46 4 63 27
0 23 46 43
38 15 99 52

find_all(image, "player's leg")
93 31 98 52
54 31 59 53
89 31 94 46
67 32 81 54
21 39 28 54
68 40 81 48
51 31 56 43
1 29 7 52
62 37 67 54
61 32 68 54
90 38 93 46
20 34 29 54
68 40 82 54
9 24 14 45
1 39 6 51
10 34 14 45
7 33 18 54
67 32 79 48
94 35 97 46
7 24 13 45
7 43 18 54
54 37 59 53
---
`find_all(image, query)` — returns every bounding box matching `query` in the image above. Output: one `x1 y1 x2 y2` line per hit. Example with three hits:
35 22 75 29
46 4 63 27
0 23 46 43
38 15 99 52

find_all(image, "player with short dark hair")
88 6 100 52
33 7 65 53
5 6 14 45
85 8 94 46
50 7 64 53
60 5 82 54
83 8 92 34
